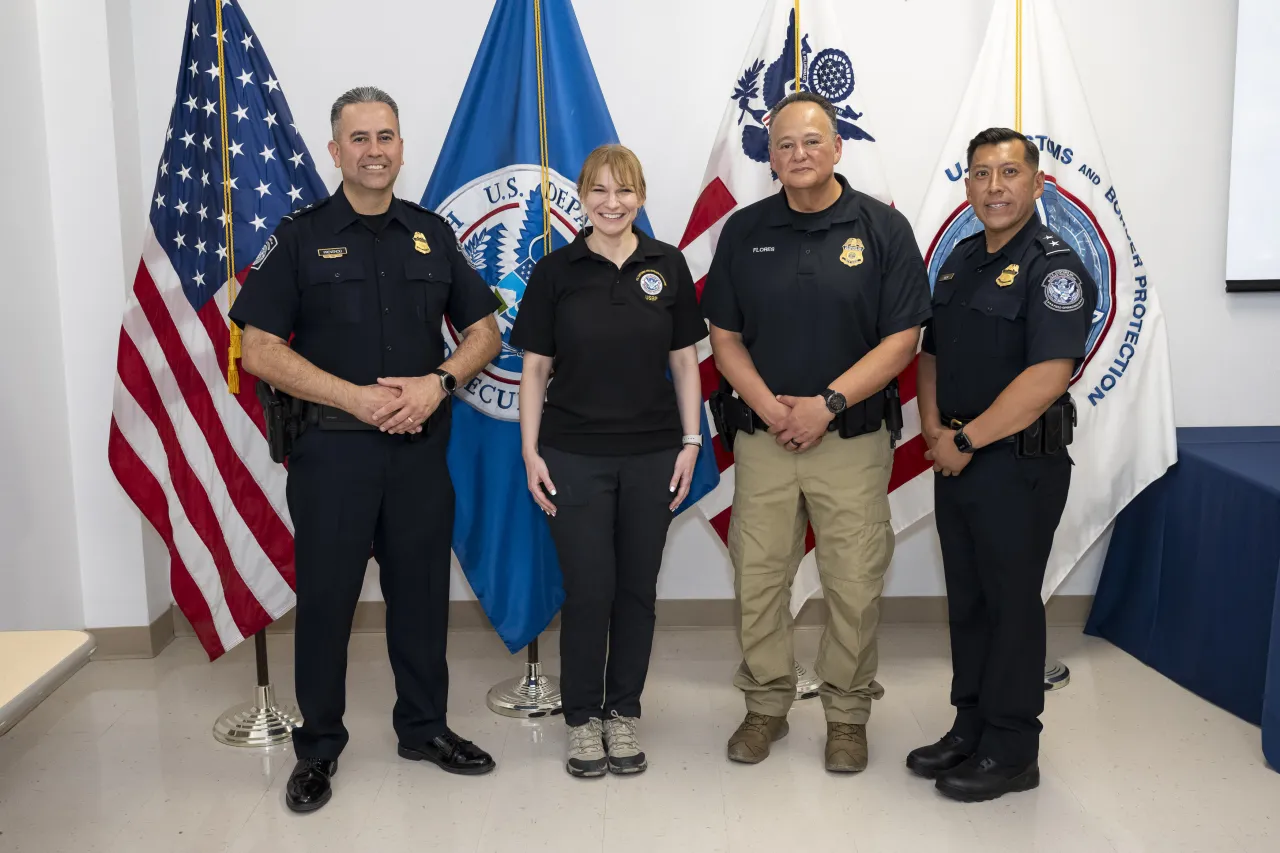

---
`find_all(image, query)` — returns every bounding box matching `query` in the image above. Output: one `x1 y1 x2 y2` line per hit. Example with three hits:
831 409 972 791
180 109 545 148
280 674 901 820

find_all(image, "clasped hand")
350 376 447 434
769 395 832 453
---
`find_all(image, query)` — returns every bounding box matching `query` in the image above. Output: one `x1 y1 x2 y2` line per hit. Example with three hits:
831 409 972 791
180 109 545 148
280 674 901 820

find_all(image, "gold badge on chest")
413 231 431 254
839 237 865 268
996 263 1020 287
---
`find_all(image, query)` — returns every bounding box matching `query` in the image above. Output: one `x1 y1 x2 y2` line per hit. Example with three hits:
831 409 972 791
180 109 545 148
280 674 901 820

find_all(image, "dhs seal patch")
1043 269 1084 312
638 270 665 300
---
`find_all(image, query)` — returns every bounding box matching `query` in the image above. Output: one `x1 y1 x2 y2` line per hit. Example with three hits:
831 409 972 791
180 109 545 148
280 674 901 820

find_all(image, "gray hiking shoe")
603 711 647 775
566 718 607 778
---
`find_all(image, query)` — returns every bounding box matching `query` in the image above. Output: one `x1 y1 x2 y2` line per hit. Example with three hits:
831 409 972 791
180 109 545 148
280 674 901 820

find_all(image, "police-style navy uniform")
229 186 497 768
921 214 1097 772
509 226 707 734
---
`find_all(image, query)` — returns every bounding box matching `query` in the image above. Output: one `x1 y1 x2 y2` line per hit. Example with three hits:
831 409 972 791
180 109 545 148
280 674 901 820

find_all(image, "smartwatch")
433 369 458 395
821 388 847 415
953 428 975 454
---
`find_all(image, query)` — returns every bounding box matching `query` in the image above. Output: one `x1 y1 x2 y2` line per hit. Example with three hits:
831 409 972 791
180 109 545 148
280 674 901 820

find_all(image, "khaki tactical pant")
729 426 895 724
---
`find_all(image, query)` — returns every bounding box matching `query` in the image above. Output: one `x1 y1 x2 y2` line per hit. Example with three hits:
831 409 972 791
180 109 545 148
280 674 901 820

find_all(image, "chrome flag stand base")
1044 659 1071 691
213 633 301 747
487 638 563 719
795 662 823 700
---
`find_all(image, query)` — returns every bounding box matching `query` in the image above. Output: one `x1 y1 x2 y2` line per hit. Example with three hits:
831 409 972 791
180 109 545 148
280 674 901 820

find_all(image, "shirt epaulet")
280 195 331 223
1036 232 1072 257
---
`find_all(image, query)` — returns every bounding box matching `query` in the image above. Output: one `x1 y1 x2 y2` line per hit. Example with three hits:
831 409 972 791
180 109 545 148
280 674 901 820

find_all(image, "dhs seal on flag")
436 165 584 420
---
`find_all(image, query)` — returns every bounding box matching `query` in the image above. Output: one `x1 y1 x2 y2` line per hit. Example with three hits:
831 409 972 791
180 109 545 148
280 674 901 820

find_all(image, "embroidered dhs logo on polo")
638 270 665 301
436 165 584 420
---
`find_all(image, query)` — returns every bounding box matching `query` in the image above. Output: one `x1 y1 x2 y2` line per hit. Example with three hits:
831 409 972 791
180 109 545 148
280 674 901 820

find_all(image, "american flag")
109 0 327 659
681 0 935 611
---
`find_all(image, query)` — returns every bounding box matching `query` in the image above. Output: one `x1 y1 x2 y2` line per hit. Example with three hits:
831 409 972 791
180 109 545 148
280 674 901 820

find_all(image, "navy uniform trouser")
933 445 1071 765
285 418 453 760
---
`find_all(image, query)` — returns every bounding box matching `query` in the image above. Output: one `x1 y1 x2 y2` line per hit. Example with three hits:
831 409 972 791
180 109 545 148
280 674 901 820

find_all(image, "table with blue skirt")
1086 426 1280 772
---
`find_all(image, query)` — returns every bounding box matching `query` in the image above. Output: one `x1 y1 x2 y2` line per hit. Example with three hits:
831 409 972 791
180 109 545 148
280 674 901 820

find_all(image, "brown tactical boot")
727 712 789 764
825 722 868 772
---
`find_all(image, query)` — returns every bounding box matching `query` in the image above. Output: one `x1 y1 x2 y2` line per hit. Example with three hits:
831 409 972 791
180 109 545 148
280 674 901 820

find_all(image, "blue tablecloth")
1086 426 1280 771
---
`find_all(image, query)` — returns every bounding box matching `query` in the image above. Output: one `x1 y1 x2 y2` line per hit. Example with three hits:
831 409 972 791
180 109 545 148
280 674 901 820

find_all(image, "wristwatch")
821 388 847 415
953 427 975 454
681 434 703 448
433 368 457 395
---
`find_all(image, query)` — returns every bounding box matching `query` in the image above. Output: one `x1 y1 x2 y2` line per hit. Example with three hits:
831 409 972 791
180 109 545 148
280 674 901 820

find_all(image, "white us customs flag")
680 0 923 614
913 0 1177 598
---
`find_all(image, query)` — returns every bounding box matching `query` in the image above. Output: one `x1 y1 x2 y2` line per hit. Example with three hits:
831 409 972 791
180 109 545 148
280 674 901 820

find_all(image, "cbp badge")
413 231 431 254
638 270 666 301
996 264 1020 287
840 237 865 267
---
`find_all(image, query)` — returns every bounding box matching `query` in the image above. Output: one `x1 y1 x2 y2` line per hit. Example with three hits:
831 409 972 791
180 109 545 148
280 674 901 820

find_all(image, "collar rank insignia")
996 263 1020 287
840 237 865 268
413 231 431 254
317 247 347 260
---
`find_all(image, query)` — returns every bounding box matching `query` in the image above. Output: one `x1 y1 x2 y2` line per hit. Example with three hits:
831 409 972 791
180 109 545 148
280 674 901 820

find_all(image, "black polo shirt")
509 227 707 456
229 185 498 387
922 215 1097 418
700 174 932 399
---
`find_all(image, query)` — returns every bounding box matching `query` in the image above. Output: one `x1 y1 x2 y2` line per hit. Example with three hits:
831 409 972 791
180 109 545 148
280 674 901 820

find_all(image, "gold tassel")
228 326 242 395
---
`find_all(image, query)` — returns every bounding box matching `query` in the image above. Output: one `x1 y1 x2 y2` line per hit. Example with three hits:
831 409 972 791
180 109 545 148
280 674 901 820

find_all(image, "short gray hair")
767 92 839 141
329 87 399 138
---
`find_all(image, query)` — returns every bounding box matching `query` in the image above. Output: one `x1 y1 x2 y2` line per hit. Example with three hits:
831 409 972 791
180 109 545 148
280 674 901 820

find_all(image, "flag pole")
208 0 300 743
485 0 563 718
487 637 563 718
1012 0 1069 691
213 630 302 747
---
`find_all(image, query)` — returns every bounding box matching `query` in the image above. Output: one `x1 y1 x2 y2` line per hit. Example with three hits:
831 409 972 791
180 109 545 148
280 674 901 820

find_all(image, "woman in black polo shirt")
510 144 707 778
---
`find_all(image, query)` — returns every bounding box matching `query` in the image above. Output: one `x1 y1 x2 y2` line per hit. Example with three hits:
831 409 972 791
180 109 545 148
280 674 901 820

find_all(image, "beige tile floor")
0 625 1276 853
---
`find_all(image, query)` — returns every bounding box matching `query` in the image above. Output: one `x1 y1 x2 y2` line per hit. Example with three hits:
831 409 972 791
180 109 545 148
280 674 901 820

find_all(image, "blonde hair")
577 144 647 205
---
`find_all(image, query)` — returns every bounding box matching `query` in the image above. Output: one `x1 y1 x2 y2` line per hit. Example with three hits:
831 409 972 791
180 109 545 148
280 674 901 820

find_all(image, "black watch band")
821 388 847 414
433 369 457 394
953 428 975 454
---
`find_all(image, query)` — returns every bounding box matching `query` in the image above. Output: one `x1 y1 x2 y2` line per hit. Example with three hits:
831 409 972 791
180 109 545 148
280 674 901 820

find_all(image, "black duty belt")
941 414 1015 445
303 402 441 437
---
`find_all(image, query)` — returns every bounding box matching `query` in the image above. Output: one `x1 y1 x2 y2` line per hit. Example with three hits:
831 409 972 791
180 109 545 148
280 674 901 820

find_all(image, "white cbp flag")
912 0 1177 598
680 0 930 614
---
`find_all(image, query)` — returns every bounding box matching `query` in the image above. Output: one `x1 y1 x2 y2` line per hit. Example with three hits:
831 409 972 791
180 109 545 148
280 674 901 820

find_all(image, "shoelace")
737 712 775 736
569 720 604 757
827 723 864 743
605 712 640 752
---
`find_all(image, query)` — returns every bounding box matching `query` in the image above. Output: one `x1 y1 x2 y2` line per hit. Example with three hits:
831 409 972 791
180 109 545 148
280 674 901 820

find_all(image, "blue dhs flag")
423 0 719 653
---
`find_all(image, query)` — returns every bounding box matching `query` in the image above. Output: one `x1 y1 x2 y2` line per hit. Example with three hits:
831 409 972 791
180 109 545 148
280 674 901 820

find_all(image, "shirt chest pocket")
404 256 452 323
967 284 1026 358
306 259 366 324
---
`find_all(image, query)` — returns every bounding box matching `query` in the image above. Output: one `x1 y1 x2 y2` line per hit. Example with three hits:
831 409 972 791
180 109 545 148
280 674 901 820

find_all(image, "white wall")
10 0 1267 628
0 0 87 630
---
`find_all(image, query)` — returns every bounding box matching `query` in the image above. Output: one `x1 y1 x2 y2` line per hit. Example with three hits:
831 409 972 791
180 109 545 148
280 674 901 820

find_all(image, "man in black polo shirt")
907 128 1095 802
230 87 501 813
702 92 931 772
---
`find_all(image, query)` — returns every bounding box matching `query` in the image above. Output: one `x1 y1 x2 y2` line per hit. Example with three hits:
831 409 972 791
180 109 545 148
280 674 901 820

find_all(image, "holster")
1015 395 1076 458
256 380 304 464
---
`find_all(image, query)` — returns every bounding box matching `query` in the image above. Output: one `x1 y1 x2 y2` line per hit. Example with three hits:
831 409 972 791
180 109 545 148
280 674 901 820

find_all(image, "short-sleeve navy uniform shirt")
229 185 498 387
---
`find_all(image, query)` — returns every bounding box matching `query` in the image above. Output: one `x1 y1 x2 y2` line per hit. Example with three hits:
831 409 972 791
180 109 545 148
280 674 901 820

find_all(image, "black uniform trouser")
285 421 453 760
933 445 1070 765
541 445 680 727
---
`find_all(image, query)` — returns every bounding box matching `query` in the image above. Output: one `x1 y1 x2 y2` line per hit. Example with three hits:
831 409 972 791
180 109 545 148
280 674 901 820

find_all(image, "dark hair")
330 86 399 138
966 128 1039 169
768 91 839 139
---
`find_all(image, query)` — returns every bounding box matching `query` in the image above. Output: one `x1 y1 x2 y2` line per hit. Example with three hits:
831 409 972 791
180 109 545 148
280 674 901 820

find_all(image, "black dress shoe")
285 758 338 813
398 729 496 776
935 756 1039 802
906 733 975 779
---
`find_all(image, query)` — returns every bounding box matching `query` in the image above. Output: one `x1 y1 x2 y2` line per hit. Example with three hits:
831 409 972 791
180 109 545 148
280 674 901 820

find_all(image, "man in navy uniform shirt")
231 87 501 813
908 127 1096 802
